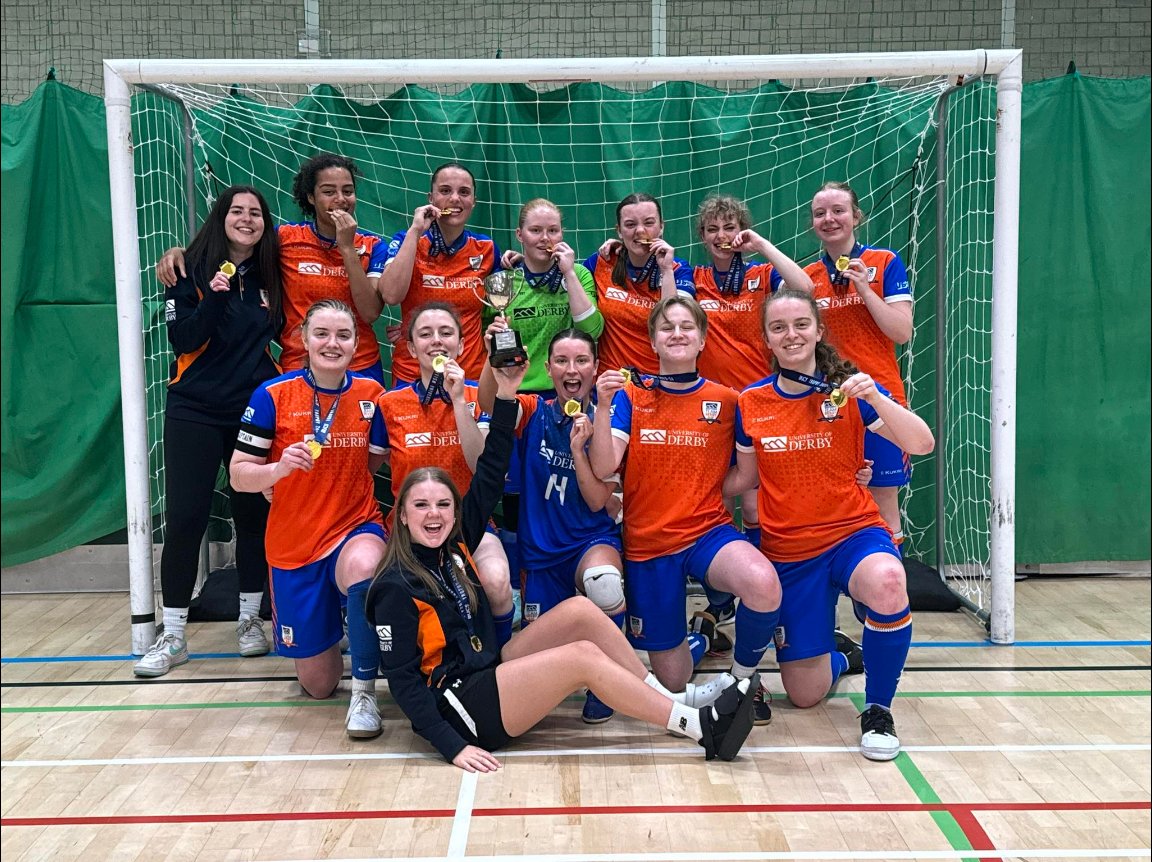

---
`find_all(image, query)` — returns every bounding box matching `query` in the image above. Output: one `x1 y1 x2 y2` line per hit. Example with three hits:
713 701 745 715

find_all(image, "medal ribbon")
632 254 661 292
828 242 863 287
433 549 480 651
778 367 837 395
305 369 343 446
522 262 564 293
718 253 745 296
427 221 453 258
419 373 453 406
623 367 699 391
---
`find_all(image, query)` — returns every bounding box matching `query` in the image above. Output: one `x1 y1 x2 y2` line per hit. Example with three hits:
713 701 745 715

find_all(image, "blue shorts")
521 535 623 624
865 429 911 487
624 523 746 652
269 522 386 659
771 526 898 663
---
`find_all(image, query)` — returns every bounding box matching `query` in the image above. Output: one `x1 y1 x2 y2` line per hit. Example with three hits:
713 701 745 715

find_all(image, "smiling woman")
133 184 283 681
228 298 390 741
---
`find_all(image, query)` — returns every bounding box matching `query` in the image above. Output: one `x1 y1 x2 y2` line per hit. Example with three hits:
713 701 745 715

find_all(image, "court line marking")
4 689 1148 715
4 799 1148 827
251 852 1150 861
3 639 1148 663
447 771 477 858
3 665 1150 690
4 742 1148 769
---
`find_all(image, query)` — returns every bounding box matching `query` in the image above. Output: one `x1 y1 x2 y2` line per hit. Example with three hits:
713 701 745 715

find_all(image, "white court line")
447 771 477 858
3 742 1148 769
255 849 1150 861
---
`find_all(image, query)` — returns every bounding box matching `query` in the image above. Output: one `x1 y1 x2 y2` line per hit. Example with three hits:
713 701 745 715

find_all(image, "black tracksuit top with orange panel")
366 397 517 762
165 258 281 425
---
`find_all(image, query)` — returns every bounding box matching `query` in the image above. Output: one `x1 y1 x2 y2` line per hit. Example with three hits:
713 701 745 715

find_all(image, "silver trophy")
475 270 528 368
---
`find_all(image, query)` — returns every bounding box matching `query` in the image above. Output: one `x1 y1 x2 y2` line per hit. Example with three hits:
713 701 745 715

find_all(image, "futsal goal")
103 52 1022 654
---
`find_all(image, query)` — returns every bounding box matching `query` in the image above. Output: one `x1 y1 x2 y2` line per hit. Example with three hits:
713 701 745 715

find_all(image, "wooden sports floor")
2 577 1149 861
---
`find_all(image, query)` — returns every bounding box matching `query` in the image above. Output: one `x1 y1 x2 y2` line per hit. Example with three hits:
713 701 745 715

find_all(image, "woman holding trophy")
375 301 516 647
377 162 500 384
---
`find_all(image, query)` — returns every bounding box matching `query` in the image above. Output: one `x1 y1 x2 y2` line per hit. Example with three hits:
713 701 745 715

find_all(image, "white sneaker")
236 616 270 657
680 672 736 708
133 632 188 678
346 690 382 739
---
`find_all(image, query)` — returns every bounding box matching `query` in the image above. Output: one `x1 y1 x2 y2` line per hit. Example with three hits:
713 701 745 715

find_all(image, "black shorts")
438 667 513 752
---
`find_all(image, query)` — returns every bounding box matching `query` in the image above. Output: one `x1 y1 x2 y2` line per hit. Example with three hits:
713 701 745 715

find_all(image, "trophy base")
489 347 529 369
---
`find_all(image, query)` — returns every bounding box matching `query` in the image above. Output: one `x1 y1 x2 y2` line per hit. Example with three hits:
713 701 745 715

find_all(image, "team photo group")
140 151 935 773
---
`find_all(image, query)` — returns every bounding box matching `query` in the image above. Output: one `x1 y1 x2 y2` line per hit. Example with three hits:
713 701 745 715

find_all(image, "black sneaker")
834 629 864 675
751 681 772 726
698 673 758 761
858 704 900 761
689 610 733 655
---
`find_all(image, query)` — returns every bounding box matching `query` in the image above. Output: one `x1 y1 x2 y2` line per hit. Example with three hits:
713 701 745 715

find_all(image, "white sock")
162 607 188 642
666 701 703 741
351 676 376 695
239 592 263 620
730 660 758 681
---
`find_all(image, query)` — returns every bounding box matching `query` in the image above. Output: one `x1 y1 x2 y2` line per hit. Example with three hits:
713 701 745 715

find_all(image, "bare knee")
859 563 908 615
738 564 782 611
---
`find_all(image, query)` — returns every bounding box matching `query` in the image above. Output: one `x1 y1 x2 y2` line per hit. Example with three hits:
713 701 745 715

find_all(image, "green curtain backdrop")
1016 73 1151 560
1 81 128 566
1 73 1149 567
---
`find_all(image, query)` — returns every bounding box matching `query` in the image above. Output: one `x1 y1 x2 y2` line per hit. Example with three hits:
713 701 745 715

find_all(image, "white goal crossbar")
103 51 1022 653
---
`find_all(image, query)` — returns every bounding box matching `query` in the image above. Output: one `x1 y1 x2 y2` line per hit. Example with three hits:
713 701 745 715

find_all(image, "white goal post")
103 51 1022 654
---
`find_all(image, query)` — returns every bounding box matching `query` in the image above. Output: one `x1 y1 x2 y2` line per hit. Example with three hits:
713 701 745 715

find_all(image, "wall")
3 0 1150 104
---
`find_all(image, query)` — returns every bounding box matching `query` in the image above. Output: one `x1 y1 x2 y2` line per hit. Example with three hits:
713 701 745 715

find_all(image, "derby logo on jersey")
639 429 666 444
404 432 432 447
165 299 176 322
242 406 255 423
816 297 831 310
818 399 842 422
760 436 788 452
605 287 628 302
297 262 324 275
469 255 484 271
700 401 722 424
422 274 445 288
359 400 375 421
376 625 392 652
698 299 721 311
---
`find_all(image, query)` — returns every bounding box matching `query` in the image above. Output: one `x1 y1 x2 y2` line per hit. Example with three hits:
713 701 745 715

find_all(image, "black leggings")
159 415 269 608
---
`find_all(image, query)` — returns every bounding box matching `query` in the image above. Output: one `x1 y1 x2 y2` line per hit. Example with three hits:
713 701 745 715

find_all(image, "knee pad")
582 565 625 617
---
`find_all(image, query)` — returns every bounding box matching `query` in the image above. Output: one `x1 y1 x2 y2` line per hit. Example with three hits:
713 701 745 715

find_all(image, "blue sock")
493 608 514 647
687 632 708 666
344 580 378 682
862 605 912 709
500 529 521 592
743 526 762 548
830 650 848 685
733 602 779 670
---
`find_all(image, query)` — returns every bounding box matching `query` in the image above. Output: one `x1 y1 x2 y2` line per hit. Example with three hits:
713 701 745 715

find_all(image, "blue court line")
2 639 1149 664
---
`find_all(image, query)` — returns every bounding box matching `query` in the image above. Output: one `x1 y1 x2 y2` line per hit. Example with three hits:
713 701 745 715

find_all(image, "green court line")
848 691 979 862
3 689 1147 715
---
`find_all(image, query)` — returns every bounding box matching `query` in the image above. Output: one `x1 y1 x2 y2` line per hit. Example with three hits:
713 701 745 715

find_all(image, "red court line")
4 800 1148 828
948 806 1000 862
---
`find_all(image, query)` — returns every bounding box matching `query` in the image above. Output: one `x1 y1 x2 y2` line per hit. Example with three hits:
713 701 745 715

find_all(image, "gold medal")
431 355 448 373
829 388 848 408
835 255 851 273
219 260 237 278
306 439 323 460
563 399 581 417
439 207 460 217
470 635 483 653
618 368 631 384
719 243 733 250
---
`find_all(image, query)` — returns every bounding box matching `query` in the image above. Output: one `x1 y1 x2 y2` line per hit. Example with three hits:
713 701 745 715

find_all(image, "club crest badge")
819 398 842 422
700 400 722 424
629 615 644 638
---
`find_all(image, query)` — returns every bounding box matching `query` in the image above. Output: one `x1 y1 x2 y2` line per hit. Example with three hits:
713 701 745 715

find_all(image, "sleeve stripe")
884 294 913 303
867 417 886 432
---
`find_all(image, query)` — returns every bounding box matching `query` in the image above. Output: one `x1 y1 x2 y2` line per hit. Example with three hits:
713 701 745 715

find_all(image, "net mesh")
129 68 996 609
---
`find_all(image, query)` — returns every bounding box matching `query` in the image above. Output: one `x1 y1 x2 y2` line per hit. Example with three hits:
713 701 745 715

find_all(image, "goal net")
106 53 1021 652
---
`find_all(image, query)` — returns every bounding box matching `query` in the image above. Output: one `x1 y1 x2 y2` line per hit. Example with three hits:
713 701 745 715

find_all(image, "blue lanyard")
305 370 343 445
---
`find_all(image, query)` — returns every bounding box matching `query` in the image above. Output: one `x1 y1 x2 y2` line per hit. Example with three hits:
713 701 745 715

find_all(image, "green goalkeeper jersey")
483 263 603 392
